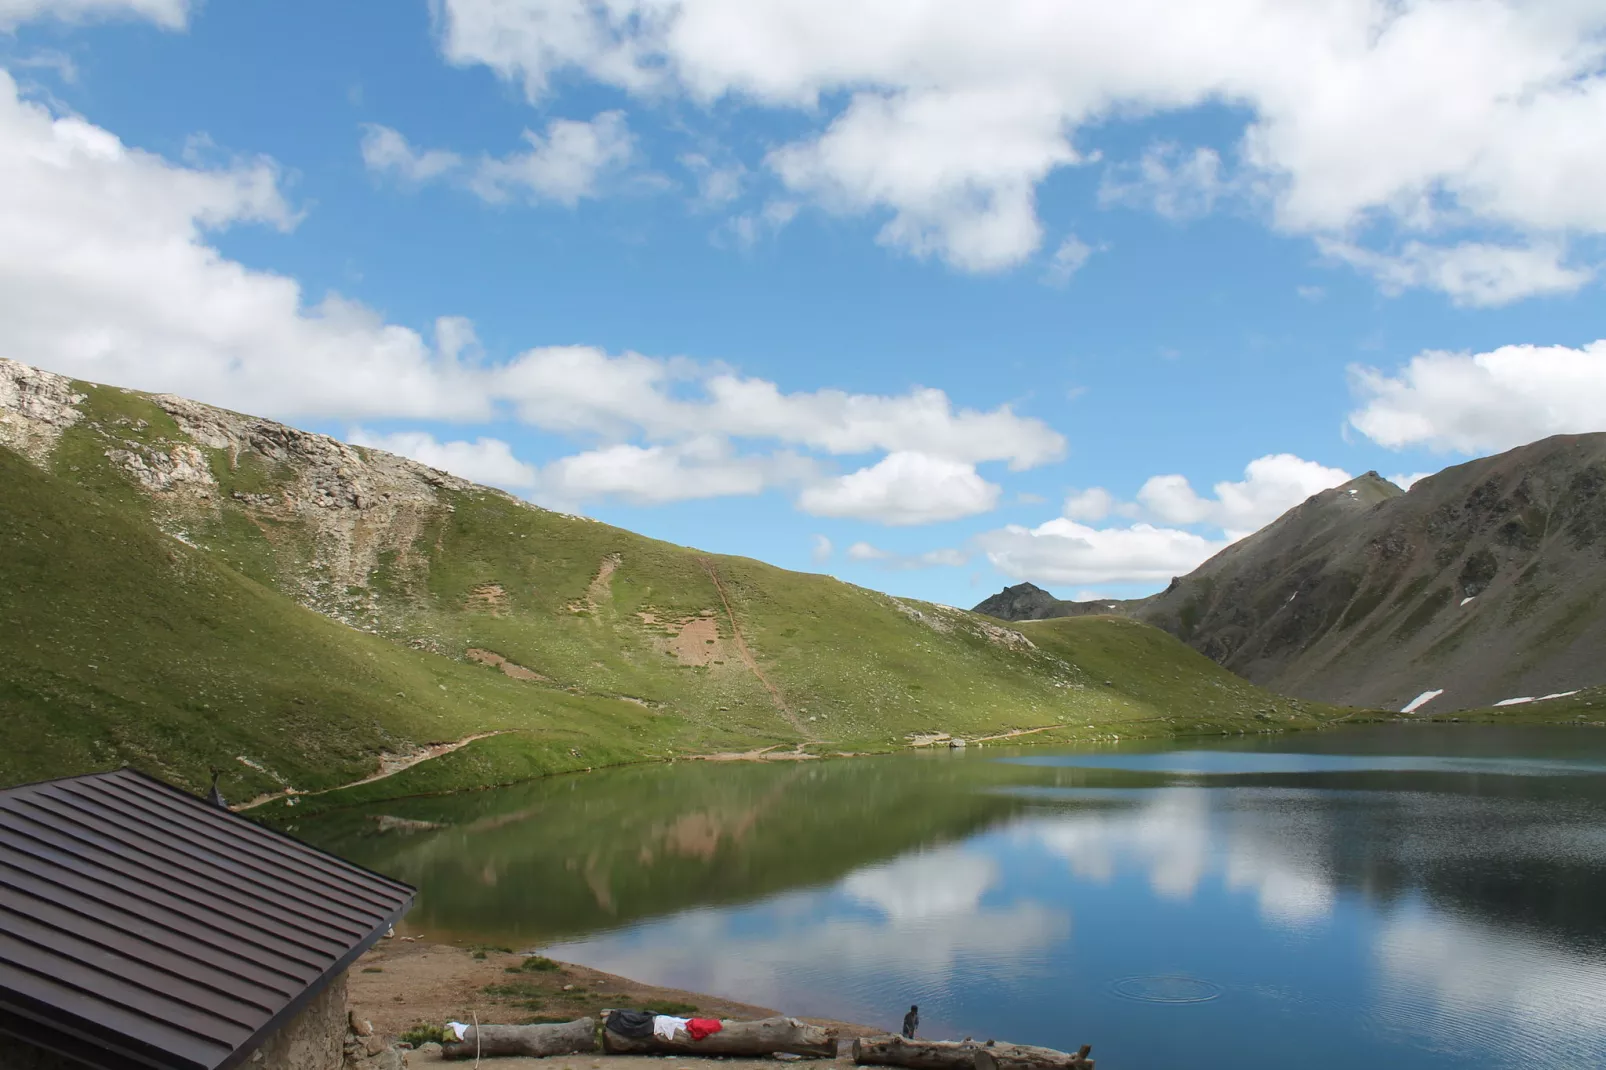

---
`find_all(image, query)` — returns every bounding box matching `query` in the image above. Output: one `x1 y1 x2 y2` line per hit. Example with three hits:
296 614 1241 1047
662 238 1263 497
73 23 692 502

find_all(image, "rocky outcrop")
0 357 541 633
0 358 85 462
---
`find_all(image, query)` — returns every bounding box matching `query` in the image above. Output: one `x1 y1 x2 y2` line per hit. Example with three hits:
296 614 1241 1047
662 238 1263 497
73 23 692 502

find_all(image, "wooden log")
601 1016 838 1058
854 1034 1093 1070
440 1018 597 1060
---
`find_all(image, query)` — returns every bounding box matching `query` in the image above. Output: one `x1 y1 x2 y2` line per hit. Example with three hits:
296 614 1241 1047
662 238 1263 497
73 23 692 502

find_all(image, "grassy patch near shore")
1423 685 1606 725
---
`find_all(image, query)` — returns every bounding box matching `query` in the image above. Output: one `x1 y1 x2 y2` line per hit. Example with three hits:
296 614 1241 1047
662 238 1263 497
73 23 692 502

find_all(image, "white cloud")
360 124 463 184
347 429 538 490
1388 472 1432 491
1062 486 1114 522
1043 234 1095 286
434 0 1606 285
980 453 1351 585
468 111 634 206
845 541 969 570
681 152 746 207
722 199 798 249
0 0 187 29
0 78 1061 521
810 534 833 563
0 72 489 423
539 438 814 506
1135 454 1353 539
1099 143 1228 221
355 434 813 509
360 113 632 206
1320 238 1595 307
800 452 1000 525
976 517 1226 586
1349 340 1606 453
768 87 1076 271
496 346 1064 469
10 50 80 84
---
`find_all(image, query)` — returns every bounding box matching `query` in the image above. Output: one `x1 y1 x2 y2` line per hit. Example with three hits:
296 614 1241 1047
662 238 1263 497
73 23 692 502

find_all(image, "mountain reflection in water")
300 726 1606 1070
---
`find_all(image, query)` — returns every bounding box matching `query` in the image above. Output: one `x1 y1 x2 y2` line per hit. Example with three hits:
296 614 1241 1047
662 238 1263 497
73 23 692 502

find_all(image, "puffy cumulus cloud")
810 534 833 563
347 429 538 490
494 347 1064 469
0 0 187 29
1348 340 1606 453
0 80 1055 519
351 429 815 506
1319 238 1595 307
996 455 1351 586
1061 487 1114 522
468 111 634 206
767 87 1078 271
435 0 1606 290
1135 454 1352 539
975 518 1226 586
362 113 633 206
845 541 969 570
538 439 814 506
800 452 1000 525
0 72 489 423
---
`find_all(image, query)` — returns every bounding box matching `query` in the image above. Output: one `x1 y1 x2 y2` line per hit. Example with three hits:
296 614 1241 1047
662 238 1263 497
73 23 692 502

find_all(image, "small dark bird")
901 1005 919 1040
205 766 227 810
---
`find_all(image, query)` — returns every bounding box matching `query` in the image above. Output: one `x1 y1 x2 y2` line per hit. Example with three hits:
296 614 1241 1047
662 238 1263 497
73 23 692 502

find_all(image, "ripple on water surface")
1107 975 1224 1004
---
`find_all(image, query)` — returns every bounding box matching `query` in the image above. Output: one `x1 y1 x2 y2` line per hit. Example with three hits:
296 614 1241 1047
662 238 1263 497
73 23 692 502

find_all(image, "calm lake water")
299 726 1606 1070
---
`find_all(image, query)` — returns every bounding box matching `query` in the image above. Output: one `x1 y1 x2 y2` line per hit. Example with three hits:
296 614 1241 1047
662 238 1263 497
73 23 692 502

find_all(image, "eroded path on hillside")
235 731 506 811
699 558 811 738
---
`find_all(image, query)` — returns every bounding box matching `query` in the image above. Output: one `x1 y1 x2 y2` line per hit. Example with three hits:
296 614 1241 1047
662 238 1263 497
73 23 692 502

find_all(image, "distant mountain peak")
974 436 1606 711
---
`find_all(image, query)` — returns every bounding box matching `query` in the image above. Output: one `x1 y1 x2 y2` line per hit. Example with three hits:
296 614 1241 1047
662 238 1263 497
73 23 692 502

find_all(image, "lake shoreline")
295 703 1606 820
348 937 887 1044
281 712 1407 819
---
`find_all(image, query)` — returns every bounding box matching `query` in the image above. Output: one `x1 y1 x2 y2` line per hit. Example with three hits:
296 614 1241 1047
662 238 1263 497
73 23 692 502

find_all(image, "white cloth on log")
654 1015 690 1041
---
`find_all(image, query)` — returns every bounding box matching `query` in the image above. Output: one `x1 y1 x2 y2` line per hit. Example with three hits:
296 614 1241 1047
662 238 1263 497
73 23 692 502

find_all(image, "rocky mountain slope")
0 358 1339 804
975 444 1606 713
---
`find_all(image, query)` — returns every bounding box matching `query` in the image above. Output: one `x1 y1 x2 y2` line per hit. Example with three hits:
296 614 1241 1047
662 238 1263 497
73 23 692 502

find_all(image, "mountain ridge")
0 357 1342 805
974 444 1606 712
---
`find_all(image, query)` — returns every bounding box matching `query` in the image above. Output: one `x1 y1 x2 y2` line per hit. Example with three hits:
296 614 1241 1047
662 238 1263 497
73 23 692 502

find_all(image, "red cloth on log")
686 1019 724 1041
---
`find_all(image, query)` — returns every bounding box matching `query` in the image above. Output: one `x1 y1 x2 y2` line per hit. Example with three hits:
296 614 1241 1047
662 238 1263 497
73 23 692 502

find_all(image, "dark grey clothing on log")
605 1010 657 1038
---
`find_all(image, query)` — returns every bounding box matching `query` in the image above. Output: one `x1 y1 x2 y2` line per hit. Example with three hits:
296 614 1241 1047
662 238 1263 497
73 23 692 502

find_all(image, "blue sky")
3 0 1604 607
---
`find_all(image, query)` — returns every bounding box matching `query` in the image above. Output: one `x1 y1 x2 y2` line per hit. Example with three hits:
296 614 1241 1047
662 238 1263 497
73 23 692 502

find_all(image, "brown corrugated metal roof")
0 767 414 1070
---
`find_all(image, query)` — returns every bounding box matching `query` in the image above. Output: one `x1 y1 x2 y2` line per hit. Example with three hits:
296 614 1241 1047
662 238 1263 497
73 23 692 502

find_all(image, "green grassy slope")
0 368 1355 806
1424 685 1606 725
0 447 705 802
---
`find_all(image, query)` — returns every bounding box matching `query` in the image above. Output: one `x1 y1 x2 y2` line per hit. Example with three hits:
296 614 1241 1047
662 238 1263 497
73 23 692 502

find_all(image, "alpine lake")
299 725 1606 1070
